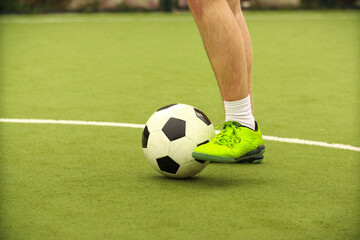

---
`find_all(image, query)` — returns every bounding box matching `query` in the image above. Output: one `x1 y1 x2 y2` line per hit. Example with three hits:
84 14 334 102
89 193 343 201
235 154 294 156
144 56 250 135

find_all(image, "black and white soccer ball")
142 104 215 178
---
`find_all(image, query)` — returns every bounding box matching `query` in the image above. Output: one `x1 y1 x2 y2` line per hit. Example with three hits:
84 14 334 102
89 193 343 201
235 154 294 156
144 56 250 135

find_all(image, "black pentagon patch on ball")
194 108 211 126
142 126 150 148
157 104 177 112
162 117 186 141
156 156 180 174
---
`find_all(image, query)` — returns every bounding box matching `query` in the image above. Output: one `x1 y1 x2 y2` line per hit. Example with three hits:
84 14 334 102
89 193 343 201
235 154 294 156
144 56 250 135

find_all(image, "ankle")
224 95 255 130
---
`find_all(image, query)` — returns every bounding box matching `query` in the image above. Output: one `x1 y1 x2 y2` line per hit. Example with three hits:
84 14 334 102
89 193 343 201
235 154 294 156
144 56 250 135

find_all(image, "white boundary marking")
0 118 145 129
0 15 357 24
0 118 359 152
261 135 360 152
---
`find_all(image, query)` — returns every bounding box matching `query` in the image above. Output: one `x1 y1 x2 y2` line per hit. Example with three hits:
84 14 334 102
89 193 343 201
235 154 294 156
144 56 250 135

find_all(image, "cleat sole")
192 145 266 164
192 152 235 163
236 155 264 164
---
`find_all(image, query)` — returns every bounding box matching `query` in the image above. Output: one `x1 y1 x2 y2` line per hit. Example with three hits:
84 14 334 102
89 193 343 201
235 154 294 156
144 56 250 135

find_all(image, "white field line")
0 118 145 129
0 17 189 24
261 135 360 152
0 118 359 152
0 15 357 24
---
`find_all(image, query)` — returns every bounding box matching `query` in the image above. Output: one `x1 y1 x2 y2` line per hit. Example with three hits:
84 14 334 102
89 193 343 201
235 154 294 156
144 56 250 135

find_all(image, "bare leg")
187 0 249 101
227 0 254 113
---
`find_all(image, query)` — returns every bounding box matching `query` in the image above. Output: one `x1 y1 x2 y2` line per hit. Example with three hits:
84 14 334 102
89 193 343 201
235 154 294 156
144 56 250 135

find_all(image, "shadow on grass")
143 169 267 190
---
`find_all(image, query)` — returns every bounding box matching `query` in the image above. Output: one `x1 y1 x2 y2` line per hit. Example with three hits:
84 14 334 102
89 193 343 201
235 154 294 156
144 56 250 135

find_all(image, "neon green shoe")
192 121 265 163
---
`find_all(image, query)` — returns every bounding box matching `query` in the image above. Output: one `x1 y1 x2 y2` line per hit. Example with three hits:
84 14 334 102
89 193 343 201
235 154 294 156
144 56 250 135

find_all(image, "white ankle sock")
224 95 255 130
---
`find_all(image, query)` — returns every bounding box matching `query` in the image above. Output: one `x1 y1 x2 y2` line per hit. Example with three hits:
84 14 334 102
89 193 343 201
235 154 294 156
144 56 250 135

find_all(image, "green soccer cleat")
192 121 265 163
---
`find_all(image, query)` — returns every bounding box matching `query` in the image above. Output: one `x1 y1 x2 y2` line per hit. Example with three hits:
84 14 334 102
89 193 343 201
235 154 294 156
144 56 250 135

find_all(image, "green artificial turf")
0 11 359 240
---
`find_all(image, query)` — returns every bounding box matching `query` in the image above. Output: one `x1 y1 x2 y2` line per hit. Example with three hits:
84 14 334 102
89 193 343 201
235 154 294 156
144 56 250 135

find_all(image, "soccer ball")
142 104 215 178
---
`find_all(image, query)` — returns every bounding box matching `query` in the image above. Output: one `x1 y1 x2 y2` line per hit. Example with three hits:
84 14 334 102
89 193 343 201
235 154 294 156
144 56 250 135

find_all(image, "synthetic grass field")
0 10 359 240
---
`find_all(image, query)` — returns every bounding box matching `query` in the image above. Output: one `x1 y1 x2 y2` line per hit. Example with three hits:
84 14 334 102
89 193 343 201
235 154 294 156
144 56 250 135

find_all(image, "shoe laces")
214 121 242 147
